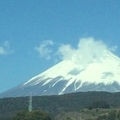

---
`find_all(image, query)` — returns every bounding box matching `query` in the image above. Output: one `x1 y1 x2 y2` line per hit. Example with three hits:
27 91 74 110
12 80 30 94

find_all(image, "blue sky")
0 0 120 93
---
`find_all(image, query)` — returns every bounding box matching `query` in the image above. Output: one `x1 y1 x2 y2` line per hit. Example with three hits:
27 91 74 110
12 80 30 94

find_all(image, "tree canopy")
87 101 109 110
12 110 51 120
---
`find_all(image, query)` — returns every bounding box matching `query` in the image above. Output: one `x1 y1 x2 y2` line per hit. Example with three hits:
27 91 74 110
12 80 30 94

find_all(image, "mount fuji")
1 51 120 98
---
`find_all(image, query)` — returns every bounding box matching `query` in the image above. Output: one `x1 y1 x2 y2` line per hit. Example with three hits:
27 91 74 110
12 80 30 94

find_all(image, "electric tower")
28 92 32 112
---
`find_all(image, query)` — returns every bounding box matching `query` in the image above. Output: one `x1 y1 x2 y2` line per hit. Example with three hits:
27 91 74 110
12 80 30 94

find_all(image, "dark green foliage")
87 101 109 110
12 110 28 120
65 117 73 120
12 110 51 120
0 91 120 119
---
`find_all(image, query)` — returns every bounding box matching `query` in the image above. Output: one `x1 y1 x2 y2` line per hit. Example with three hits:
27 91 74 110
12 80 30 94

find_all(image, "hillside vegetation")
0 91 120 119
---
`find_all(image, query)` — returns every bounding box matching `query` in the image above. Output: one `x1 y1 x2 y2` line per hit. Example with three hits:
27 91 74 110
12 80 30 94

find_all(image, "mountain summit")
1 51 120 97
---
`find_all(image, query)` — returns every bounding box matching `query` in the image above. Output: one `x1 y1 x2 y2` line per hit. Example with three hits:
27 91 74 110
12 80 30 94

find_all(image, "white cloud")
35 37 117 66
58 44 75 60
57 37 109 68
35 40 54 60
0 41 13 55
110 45 117 52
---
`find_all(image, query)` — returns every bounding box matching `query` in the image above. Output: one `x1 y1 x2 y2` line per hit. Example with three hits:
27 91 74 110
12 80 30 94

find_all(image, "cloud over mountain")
57 37 114 68
35 37 118 68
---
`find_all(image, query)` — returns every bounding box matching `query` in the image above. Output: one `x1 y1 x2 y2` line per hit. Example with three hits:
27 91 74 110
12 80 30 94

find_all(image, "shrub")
12 110 51 120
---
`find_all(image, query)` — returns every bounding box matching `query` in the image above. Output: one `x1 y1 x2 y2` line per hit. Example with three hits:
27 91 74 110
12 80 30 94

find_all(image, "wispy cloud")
57 37 110 68
0 41 13 55
35 40 54 60
35 37 118 66
110 45 117 52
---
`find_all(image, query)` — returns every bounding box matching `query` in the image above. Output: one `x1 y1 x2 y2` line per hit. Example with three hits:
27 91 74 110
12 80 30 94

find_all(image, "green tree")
12 110 28 120
87 101 109 110
66 117 73 120
12 110 51 120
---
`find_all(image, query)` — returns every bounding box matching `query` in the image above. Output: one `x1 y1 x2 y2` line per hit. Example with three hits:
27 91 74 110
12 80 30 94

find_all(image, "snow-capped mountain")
1 51 120 97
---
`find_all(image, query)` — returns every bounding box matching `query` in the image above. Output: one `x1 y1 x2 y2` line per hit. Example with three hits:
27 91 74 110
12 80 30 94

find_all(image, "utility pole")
28 92 32 112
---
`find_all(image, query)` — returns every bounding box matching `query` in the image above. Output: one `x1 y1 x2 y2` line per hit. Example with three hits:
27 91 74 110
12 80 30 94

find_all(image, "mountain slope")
0 51 120 97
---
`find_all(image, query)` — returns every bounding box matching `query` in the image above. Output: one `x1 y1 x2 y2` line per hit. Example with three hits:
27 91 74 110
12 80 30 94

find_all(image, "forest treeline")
0 91 120 119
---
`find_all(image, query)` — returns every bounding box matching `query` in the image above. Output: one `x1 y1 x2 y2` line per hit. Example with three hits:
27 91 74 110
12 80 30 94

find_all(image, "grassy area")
55 108 120 120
